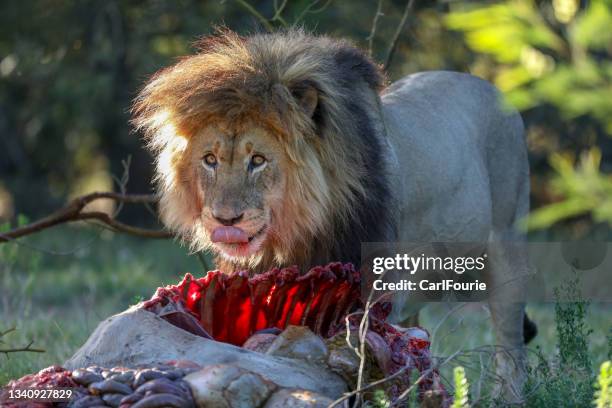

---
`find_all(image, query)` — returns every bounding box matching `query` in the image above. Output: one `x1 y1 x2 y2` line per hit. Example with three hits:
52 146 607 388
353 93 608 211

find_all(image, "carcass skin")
380 71 530 402
63 307 348 399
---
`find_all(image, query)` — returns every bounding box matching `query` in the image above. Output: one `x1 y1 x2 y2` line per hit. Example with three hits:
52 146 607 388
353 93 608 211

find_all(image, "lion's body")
135 30 529 401
382 71 529 243
381 72 530 401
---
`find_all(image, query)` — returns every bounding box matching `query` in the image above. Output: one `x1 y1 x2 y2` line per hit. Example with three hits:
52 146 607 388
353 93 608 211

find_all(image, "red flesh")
143 262 361 345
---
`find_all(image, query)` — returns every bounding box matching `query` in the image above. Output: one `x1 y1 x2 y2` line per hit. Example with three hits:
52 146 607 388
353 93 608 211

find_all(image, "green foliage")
554 274 593 371
524 346 593 408
446 0 612 231
407 369 420 407
451 366 470 408
524 274 595 407
608 328 612 361
446 0 612 132
131 295 145 306
369 389 390 408
595 361 612 408
524 149 612 229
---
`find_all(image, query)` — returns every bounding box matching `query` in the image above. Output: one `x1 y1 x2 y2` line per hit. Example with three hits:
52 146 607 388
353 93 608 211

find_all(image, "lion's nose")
213 212 244 226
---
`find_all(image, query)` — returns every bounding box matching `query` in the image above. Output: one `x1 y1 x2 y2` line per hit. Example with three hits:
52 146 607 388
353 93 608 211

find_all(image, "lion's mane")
133 29 394 270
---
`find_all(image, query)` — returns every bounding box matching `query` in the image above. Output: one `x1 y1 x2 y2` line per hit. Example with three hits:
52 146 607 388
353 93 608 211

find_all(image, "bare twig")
0 341 45 354
329 348 462 408
233 0 333 30
0 192 172 244
328 363 413 407
75 211 172 238
0 328 45 354
295 0 334 24
390 348 463 407
234 0 274 32
271 0 289 27
0 327 16 339
111 155 132 218
337 267 395 408
383 0 416 71
353 297 374 407
367 0 384 56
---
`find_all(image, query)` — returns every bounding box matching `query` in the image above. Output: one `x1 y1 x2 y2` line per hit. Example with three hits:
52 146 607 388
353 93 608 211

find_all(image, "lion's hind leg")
486 226 531 403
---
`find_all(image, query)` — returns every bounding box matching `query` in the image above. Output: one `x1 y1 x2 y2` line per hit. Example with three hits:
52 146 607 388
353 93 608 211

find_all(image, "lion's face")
136 30 387 272
188 124 286 260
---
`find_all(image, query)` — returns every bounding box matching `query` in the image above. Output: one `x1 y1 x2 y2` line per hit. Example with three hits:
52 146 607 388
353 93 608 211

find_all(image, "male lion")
134 29 531 401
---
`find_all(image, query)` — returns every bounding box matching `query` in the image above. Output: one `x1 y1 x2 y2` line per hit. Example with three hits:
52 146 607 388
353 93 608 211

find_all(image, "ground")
1 226 610 399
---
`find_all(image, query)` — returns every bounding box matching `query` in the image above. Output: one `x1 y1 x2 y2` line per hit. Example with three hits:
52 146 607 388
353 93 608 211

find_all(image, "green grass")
1 227 611 408
0 226 206 384
419 302 612 406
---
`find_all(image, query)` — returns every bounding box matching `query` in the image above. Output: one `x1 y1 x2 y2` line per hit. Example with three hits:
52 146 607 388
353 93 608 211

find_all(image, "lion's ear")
291 84 319 118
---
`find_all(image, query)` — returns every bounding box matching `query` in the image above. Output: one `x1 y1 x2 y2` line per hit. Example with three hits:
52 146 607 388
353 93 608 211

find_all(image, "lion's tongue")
211 226 249 244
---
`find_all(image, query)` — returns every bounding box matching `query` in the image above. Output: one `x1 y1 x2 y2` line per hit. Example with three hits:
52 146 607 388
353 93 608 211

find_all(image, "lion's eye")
203 153 217 168
249 154 266 169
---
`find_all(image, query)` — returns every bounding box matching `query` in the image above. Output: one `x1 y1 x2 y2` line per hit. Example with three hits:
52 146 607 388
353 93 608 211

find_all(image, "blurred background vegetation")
1 0 612 400
2 0 612 236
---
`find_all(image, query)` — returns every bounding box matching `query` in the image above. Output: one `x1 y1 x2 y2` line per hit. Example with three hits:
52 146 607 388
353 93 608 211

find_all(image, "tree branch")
367 0 384 56
0 341 46 354
383 0 415 72
0 192 173 243
271 0 289 27
0 328 45 354
75 211 173 239
295 0 334 24
0 327 16 338
234 0 275 32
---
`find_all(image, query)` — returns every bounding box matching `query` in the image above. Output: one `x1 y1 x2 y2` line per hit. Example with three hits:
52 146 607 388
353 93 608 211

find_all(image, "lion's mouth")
210 225 266 244
212 225 268 258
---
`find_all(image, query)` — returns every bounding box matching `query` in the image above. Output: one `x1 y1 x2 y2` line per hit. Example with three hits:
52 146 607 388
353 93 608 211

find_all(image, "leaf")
573 0 612 51
452 366 470 408
594 361 612 408
522 197 594 230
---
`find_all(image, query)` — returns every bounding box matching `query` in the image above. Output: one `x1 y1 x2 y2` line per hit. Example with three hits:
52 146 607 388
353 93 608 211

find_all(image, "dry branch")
0 341 46 354
234 0 275 31
0 192 173 244
383 0 415 71
0 328 45 354
234 0 332 30
367 0 384 56
272 0 289 27
294 0 333 24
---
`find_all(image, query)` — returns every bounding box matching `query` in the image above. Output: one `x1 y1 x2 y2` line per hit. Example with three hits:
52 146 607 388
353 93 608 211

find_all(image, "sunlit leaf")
523 197 594 230
573 0 612 51
495 65 533 92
